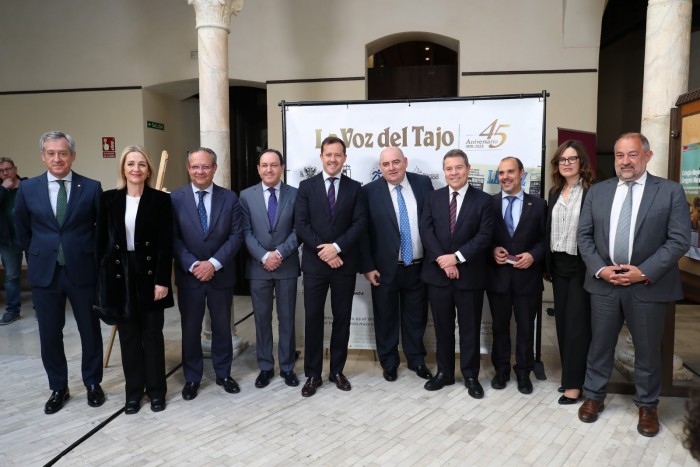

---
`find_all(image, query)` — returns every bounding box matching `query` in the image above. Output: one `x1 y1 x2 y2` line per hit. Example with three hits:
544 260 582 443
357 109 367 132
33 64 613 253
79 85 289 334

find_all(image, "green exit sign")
147 121 165 131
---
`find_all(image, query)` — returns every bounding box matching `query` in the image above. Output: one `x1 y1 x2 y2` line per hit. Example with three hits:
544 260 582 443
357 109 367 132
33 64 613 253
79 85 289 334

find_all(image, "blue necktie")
614 181 635 265
396 185 413 264
327 177 337 216
267 187 277 229
504 195 516 237
197 190 208 234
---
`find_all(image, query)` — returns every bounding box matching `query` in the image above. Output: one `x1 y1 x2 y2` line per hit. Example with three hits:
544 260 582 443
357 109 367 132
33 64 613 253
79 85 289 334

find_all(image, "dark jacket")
0 176 27 245
95 186 174 322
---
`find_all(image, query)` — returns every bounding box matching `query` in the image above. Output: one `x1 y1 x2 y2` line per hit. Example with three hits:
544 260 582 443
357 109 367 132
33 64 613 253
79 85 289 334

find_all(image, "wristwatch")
454 254 460 264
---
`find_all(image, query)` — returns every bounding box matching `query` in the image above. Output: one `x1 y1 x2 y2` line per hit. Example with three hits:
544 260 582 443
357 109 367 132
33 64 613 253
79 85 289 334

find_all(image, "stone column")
188 0 244 187
188 0 247 358
640 0 691 176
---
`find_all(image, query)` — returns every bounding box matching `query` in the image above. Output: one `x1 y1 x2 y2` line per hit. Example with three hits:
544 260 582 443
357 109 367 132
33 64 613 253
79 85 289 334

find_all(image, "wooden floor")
0 292 698 466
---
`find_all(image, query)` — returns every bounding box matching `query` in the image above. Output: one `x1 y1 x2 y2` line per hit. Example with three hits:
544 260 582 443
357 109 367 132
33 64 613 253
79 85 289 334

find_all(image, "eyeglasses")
189 165 213 171
557 156 579 165
0 167 15 173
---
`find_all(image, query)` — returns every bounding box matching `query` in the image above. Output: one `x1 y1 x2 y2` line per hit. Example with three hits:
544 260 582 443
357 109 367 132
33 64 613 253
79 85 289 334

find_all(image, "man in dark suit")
294 136 368 397
361 146 433 382
420 149 494 398
0 157 27 325
577 132 690 437
171 147 243 400
240 149 300 389
486 157 547 395
14 131 105 414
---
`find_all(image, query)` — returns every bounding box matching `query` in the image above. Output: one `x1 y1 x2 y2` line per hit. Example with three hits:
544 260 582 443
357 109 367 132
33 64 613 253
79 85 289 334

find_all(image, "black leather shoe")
558 386 565 393
465 377 484 399
383 367 398 382
280 370 299 387
86 384 105 407
517 374 533 394
182 382 200 401
491 373 510 390
216 376 240 394
124 400 140 414
150 398 166 412
424 372 455 391
412 365 433 380
45 388 70 414
329 373 352 391
255 370 274 388
558 394 582 405
301 377 322 397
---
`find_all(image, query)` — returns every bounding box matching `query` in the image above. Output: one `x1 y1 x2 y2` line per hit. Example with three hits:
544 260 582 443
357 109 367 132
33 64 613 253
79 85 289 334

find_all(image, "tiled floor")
0 292 698 466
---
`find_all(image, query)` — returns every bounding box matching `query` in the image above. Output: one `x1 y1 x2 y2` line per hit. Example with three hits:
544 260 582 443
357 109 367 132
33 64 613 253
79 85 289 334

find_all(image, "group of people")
4 130 691 439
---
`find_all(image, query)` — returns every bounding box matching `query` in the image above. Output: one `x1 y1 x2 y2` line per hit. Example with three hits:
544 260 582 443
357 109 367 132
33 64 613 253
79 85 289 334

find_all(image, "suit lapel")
515 193 534 237
601 179 617 241
37 173 60 228
276 183 291 225
379 179 400 233
207 185 224 236
63 172 85 226
182 186 205 236
492 194 508 237
134 187 149 241
635 175 659 238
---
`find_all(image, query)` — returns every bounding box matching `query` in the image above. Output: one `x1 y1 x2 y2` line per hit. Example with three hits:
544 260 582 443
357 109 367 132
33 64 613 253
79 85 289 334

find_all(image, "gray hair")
616 132 651 153
187 147 217 166
40 131 76 154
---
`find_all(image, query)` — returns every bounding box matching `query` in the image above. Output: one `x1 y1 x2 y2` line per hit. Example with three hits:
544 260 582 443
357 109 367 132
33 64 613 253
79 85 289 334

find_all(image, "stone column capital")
187 0 244 32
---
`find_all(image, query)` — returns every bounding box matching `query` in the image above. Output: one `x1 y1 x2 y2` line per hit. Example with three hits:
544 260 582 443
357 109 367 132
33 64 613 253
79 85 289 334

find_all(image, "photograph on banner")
681 142 700 259
284 96 545 352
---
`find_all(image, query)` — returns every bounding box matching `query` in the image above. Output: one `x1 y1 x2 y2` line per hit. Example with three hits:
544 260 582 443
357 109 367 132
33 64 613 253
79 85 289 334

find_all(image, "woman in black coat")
545 140 594 405
96 145 173 414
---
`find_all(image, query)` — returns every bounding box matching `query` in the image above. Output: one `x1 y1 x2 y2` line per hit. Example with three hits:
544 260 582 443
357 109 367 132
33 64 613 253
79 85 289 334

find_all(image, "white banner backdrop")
282 96 546 352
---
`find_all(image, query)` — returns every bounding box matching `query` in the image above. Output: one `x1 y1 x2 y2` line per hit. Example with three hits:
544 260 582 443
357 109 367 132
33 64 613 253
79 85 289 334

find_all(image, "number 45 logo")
480 119 510 148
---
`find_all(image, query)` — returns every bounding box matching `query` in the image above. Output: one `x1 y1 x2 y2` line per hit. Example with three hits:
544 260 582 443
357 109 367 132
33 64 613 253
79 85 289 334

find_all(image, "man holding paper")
486 156 547 395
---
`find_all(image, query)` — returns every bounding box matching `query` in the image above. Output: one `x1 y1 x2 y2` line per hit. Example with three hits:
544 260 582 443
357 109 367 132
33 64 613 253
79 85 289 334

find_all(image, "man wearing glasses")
171 147 243 400
0 157 27 325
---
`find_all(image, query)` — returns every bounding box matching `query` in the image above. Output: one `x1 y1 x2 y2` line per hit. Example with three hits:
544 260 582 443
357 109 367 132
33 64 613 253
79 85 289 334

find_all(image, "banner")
282 95 546 351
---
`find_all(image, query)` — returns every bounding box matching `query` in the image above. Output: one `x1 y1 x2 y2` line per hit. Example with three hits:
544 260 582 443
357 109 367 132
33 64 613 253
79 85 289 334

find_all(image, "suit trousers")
428 284 483 379
250 277 297 372
117 307 166 402
178 284 234 382
551 252 591 390
32 265 103 390
583 287 667 407
370 262 428 370
487 291 540 377
303 273 356 377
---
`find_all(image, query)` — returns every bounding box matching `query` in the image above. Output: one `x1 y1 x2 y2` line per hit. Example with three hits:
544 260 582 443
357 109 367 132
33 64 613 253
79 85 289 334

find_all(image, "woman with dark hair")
545 140 594 405
96 145 173 413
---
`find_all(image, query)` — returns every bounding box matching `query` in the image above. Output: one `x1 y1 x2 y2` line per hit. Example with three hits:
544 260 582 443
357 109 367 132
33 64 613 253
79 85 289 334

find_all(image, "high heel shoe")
558 390 583 405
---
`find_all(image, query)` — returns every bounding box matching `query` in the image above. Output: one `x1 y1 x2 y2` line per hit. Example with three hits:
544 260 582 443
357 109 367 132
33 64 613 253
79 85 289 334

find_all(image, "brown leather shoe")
301 377 322 397
637 406 659 437
329 373 352 391
578 398 605 423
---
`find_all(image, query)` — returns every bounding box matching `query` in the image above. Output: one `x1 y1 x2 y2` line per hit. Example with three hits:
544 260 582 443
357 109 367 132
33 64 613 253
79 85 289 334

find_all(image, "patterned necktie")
197 190 208 234
504 195 516 237
614 181 635 265
396 185 413 264
56 180 67 265
449 191 458 236
327 177 337 216
267 187 277 229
